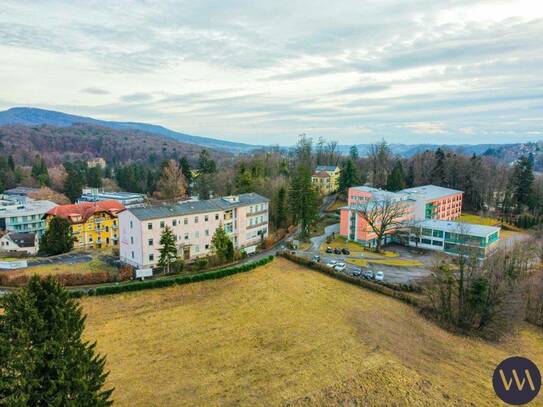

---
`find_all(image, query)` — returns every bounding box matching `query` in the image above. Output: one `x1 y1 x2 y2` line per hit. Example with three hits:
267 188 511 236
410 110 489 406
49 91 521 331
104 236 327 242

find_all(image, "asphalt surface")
27 252 94 267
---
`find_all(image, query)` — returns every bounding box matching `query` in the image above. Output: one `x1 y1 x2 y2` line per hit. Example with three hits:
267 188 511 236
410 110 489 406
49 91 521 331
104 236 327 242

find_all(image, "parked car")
375 271 384 282
312 255 321 262
334 248 341 255
341 248 350 255
326 247 333 254
326 260 337 268
334 262 346 272
351 269 361 276
363 270 374 280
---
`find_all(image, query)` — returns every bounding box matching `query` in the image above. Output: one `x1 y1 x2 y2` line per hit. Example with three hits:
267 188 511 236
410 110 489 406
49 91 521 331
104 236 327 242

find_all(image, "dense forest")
2 125 543 232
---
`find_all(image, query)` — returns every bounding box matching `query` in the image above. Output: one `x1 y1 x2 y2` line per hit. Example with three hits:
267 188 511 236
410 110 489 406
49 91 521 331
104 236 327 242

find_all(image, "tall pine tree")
0 276 113 406
39 216 74 256
386 160 406 191
158 226 178 274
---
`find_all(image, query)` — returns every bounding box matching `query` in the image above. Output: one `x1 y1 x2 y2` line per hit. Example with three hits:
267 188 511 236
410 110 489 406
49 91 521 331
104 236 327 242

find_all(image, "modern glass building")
0 196 57 236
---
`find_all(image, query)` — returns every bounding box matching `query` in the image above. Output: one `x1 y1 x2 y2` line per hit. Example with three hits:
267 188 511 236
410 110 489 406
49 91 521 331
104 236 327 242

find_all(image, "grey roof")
400 185 463 201
411 219 500 237
127 193 269 221
316 165 339 172
6 232 36 247
3 187 40 197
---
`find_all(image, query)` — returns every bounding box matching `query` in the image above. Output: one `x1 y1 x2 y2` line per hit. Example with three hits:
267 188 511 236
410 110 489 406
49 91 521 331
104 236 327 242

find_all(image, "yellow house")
312 165 340 195
44 200 125 249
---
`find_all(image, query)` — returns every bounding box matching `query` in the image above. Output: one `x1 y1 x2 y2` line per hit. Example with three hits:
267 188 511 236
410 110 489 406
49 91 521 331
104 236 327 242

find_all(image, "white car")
326 260 337 268
375 271 384 281
334 262 346 272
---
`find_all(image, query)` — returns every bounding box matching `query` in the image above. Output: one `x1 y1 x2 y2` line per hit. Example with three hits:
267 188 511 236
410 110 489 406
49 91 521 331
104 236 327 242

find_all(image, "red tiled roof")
46 200 125 224
312 171 331 178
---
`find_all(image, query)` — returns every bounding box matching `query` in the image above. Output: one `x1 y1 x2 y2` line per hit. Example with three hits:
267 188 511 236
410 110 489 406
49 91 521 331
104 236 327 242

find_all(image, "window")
215 213 219 220
194 216 199 223
148 238 153 246
148 222 153 230
421 238 432 245
195 231 200 238
184 233 189 240
149 254 154 261
184 218 188 225
130 237 134 244
194 245 199 253
173 219 177 227
205 229 209 236
131 251 134 259
160 221 165 228
205 244 209 250
432 240 443 247
130 220 133 229
205 215 209 222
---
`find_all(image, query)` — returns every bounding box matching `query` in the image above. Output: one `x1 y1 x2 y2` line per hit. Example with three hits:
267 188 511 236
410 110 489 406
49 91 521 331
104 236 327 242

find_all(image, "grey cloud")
81 87 109 95
120 92 154 103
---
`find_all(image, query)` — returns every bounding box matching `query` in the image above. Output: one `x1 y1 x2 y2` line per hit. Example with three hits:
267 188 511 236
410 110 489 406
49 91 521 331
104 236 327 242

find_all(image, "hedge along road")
69 256 276 297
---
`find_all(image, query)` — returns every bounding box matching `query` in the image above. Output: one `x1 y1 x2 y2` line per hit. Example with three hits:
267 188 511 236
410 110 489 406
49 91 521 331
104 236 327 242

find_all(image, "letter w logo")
499 369 536 391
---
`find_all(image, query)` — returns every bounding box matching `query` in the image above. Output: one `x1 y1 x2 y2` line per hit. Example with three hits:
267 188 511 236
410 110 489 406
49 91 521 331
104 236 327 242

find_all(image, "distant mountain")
0 107 259 153
337 143 518 158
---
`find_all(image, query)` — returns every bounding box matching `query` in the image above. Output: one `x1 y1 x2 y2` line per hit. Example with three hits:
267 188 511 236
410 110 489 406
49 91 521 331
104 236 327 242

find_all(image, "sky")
1 0 543 146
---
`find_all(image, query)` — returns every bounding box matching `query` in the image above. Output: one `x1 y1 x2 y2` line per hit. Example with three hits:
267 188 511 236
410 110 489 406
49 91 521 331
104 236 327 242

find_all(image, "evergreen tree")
386 160 406 191
511 155 535 211
431 148 446 185
275 186 288 229
179 156 193 195
39 217 74 255
198 149 217 174
31 155 50 186
63 162 85 203
289 163 319 240
86 166 103 188
211 224 234 263
0 276 113 406
349 145 359 161
158 226 178 274
338 159 359 194
8 155 15 171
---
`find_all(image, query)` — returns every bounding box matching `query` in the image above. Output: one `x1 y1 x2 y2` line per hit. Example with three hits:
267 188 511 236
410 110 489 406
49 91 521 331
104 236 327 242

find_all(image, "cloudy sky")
1 0 543 145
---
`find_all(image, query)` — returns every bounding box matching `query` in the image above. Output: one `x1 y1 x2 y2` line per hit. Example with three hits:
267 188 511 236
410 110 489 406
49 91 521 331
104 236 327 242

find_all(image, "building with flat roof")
400 185 463 220
340 184 466 249
119 193 269 269
3 187 40 198
78 188 146 208
0 195 57 236
405 219 500 258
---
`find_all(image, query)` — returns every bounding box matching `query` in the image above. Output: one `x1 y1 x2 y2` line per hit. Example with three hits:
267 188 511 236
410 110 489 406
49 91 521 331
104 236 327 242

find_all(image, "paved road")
27 252 93 267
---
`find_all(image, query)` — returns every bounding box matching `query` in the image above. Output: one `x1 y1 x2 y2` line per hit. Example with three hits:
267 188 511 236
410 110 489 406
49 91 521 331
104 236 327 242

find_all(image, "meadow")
82 257 543 406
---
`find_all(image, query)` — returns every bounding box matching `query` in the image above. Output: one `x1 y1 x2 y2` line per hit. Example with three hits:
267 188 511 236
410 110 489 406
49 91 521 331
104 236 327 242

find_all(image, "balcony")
247 221 267 230
247 209 267 216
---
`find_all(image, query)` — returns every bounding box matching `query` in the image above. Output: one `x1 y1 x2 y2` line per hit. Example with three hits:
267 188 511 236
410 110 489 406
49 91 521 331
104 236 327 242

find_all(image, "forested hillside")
0 124 225 166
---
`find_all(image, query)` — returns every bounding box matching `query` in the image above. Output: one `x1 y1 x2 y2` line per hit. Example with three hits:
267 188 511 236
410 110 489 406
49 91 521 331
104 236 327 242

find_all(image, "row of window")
248 203 267 213
7 214 41 222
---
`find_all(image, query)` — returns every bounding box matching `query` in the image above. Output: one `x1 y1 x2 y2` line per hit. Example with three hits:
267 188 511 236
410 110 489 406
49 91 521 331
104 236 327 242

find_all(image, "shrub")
118 265 134 281
196 258 208 270
170 259 184 274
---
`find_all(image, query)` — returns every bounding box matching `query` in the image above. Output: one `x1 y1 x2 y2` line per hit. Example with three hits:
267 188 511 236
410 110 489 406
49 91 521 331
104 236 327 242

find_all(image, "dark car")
334 248 341 255
351 269 361 276
341 248 350 255
363 270 374 280
325 247 333 254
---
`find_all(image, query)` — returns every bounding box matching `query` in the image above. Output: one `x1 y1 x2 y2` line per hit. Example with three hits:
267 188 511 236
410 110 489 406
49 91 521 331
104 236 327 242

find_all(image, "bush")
171 259 184 274
69 256 275 297
0 270 113 287
195 259 208 270
118 265 134 281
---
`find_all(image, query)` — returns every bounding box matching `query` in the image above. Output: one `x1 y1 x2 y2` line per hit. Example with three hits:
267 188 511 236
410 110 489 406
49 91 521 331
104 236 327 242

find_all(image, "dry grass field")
81 258 543 406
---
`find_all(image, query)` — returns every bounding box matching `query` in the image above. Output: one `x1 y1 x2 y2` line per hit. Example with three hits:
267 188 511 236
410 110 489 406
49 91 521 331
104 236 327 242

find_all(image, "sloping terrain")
81 258 543 406
0 107 257 152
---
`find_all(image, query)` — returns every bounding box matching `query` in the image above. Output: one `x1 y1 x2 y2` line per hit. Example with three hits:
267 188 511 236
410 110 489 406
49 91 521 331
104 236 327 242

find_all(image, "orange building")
45 200 125 249
339 185 463 248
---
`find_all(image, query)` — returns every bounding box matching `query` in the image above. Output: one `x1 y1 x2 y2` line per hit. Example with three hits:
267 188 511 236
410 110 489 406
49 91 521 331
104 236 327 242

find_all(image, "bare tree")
355 194 411 252
368 140 392 188
155 160 187 203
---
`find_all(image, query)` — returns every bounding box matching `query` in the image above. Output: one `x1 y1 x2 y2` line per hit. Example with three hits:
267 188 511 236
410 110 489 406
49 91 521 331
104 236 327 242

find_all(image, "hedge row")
69 255 275 298
278 252 422 307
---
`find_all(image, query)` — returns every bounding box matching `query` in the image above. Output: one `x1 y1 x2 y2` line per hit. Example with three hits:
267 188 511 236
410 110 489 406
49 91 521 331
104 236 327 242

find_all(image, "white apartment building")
0 195 57 236
119 193 269 269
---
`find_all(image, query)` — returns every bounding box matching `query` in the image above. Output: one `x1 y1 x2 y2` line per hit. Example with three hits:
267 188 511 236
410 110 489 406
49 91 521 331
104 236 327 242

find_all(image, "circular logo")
493 356 541 405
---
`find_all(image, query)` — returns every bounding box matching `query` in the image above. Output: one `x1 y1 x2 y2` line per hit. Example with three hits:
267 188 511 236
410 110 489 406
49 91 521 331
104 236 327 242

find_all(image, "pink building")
119 193 269 269
339 185 463 248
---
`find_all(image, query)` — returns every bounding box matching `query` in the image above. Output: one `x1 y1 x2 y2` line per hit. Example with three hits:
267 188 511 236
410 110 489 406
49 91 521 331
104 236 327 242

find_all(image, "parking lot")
297 243 436 285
